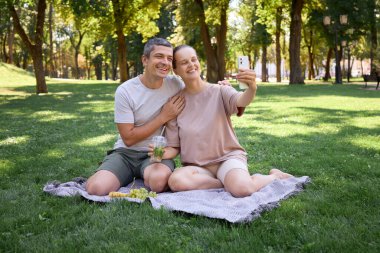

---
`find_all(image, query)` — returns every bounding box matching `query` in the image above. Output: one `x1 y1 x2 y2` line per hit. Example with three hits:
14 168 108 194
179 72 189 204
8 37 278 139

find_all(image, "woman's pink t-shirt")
165 83 247 167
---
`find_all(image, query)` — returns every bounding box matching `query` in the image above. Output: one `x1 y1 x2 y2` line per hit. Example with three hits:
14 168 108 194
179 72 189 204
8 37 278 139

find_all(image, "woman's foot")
269 168 293 179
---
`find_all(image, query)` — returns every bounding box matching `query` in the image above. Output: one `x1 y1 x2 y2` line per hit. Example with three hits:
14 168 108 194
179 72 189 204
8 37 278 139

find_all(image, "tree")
368 0 378 77
175 0 229 83
47 0 57 77
125 2 176 77
58 0 102 79
0 3 12 63
253 22 272 82
109 0 163 82
62 0 162 82
289 0 305 84
8 0 48 93
103 35 119 80
256 0 289 82
275 7 283 82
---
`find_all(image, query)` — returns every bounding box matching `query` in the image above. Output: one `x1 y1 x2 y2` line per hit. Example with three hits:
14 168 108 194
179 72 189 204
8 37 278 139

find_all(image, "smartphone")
237 56 249 89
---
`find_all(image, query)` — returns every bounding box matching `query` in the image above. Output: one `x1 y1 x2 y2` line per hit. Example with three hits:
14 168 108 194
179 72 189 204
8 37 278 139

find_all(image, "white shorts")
197 159 248 184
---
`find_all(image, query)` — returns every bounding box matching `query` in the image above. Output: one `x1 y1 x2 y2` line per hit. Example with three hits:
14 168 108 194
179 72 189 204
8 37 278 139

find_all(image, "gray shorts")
97 148 176 187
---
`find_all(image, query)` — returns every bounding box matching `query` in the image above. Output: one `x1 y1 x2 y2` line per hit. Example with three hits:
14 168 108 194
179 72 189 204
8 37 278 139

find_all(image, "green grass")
0 62 36 88
1 63 380 252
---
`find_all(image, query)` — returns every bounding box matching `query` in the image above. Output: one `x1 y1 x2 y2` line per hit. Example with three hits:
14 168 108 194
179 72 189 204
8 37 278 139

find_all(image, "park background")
1 0 380 252
0 0 380 92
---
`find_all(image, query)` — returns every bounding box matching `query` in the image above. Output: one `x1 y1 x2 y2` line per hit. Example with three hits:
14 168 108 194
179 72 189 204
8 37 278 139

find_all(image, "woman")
157 45 292 197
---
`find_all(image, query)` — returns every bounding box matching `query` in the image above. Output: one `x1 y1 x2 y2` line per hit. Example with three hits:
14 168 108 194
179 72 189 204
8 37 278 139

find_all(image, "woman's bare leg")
168 166 223 192
269 168 293 179
224 168 293 198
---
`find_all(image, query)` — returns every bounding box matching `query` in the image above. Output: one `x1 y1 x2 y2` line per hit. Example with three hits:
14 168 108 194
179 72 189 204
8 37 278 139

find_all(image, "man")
86 38 185 195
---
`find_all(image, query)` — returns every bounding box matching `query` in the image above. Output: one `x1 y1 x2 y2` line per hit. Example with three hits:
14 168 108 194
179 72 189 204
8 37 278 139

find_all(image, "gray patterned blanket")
43 176 310 223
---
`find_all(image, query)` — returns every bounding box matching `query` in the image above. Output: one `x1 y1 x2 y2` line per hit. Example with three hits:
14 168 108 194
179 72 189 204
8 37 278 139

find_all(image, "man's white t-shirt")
113 75 184 151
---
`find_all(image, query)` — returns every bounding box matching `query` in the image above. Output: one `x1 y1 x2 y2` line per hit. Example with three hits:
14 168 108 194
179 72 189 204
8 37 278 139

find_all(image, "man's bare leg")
86 170 121 196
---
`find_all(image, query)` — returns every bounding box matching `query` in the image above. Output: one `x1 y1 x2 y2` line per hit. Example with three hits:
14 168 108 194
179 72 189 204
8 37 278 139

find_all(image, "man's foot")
269 168 293 179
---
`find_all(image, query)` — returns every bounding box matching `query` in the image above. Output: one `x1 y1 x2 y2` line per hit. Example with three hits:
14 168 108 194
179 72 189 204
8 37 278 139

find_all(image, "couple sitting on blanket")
86 38 292 198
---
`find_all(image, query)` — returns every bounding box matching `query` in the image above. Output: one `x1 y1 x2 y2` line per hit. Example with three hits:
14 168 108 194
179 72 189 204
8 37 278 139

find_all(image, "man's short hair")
143 38 172 58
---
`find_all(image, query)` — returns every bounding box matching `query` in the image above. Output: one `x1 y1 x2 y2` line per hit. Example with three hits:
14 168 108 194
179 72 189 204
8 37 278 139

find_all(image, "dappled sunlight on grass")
78 100 112 105
0 159 15 174
350 136 380 152
0 63 35 87
0 88 31 96
37 91 74 96
77 100 114 113
254 123 323 137
46 149 66 159
78 134 116 146
0 135 30 146
30 110 78 122
349 117 380 129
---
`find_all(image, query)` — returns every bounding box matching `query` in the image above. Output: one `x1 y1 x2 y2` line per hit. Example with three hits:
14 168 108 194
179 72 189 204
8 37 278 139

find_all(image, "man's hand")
160 95 185 122
237 69 257 91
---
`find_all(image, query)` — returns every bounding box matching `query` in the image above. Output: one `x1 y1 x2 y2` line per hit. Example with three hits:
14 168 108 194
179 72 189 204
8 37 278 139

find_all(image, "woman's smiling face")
173 46 201 81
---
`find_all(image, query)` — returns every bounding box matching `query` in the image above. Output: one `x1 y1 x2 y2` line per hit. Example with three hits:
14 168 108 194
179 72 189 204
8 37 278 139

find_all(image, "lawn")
1 65 379 252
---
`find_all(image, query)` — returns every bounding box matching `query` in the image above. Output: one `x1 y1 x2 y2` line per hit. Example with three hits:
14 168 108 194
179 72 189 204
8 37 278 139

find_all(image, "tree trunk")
74 32 85 79
74 49 79 78
93 54 103 80
323 47 333 81
282 30 288 79
369 1 377 77
253 48 259 70
116 29 128 82
2 35 8 62
307 45 311 80
112 0 128 83
307 46 315 80
216 3 227 81
105 63 109 80
32 48 48 93
9 0 47 93
84 46 91 79
195 0 227 83
21 51 29 69
48 2 56 77
289 0 304 84
261 45 268 82
275 7 282 82
195 0 218 83
7 23 14 64
307 30 315 80
360 59 363 76
112 53 118 80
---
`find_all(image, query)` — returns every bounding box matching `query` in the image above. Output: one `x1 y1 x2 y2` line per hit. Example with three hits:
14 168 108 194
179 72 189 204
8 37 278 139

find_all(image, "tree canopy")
0 0 379 91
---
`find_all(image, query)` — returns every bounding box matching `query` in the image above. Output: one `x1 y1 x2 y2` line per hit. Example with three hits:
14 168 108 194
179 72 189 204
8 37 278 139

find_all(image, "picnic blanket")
43 175 311 223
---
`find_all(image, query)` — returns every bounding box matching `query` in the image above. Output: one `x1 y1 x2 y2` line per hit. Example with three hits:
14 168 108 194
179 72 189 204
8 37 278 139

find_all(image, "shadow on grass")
0 81 120 186
256 84 380 99
243 106 380 128
1 81 380 252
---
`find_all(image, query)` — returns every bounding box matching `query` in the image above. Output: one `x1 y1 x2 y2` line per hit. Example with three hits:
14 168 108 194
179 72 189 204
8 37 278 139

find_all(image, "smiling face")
173 46 201 82
142 45 173 79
